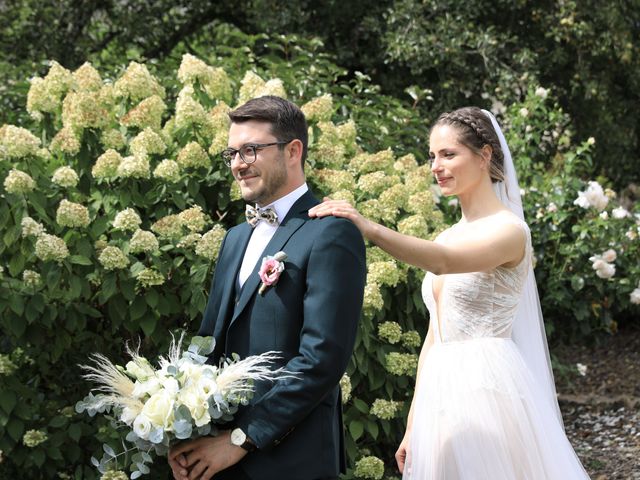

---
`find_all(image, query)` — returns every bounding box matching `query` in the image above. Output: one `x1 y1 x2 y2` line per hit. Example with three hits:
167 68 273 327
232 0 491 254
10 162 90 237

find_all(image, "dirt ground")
552 324 640 479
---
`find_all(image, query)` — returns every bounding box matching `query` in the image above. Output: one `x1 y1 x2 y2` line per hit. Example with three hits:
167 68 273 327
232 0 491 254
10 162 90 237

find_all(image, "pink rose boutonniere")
258 251 287 295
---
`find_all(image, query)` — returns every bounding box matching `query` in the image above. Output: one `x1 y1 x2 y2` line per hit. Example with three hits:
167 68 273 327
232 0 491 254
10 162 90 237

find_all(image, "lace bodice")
422 214 532 343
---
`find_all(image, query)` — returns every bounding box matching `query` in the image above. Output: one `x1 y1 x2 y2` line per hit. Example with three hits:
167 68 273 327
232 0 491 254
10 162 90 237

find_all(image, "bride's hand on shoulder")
308 198 372 236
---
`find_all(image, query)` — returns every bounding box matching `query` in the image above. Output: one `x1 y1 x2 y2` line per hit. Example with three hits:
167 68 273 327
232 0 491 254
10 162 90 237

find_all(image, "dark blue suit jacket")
198 190 366 480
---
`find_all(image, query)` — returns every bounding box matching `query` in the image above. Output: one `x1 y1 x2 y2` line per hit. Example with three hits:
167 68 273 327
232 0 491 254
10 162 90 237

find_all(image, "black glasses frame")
221 141 291 167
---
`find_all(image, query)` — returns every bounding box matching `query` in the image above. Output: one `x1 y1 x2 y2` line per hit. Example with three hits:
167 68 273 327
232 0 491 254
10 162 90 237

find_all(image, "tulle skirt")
403 337 589 480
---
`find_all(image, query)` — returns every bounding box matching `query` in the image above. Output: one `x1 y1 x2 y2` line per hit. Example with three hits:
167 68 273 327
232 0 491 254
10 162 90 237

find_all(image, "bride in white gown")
309 107 589 479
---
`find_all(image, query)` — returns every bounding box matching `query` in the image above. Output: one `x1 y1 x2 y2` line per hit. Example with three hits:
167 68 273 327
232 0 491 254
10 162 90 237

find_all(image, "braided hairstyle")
431 106 505 183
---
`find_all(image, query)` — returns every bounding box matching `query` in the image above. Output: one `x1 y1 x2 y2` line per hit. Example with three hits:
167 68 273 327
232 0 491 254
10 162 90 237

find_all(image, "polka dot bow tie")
245 204 278 228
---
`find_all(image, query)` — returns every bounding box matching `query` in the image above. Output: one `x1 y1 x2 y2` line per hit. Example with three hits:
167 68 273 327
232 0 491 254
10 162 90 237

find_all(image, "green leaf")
8 252 25 277
7 312 25 337
0 391 17 414
366 420 379 440
348 420 363 441
68 423 82 442
353 398 369 414
8 295 25 316
100 274 117 304
145 289 159 309
140 315 157 336
6 418 24 442
69 255 93 266
69 275 83 299
32 448 45 467
48 416 68 429
130 297 147 320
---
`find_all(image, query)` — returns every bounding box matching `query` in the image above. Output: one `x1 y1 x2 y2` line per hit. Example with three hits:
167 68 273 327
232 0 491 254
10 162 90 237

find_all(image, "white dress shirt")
238 183 309 287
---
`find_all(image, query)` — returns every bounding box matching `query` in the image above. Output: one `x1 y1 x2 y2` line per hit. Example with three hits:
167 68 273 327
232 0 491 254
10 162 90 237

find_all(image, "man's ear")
287 139 304 166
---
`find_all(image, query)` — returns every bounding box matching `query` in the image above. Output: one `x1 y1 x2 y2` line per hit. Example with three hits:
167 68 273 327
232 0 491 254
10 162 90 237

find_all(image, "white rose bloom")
547 202 558 213
612 207 630 219
121 405 141 426
133 414 152 439
602 249 617 263
178 385 211 427
178 361 203 385
125 360 152 381
197 375 219 399
132 377 162 399
535 86 549 99
159 376 180 396
595 263 615 279
141 390 175 429
589 257 605 270
599 211 609 219
630 288 640 305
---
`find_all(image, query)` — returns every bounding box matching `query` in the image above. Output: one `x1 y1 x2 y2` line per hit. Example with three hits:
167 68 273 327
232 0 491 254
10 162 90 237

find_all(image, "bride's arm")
406 322 434 430
309 200 524 274
395 321 434 472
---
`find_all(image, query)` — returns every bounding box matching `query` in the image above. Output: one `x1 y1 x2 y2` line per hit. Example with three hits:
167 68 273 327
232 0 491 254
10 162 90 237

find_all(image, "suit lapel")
230 191 319 325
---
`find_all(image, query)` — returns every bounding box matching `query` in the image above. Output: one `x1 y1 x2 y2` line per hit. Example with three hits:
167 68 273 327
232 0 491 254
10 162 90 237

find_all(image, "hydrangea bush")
0 33 437 478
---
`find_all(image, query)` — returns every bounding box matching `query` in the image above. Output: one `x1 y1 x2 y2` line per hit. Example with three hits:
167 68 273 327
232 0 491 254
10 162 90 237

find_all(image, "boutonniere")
258 251 287 295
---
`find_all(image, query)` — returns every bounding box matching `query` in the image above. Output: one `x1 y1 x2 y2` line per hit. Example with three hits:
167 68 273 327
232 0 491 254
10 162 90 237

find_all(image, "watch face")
231 428 246 446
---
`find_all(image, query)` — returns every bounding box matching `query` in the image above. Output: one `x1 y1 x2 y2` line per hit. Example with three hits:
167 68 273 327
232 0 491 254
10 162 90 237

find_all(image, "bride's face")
429 125 486 197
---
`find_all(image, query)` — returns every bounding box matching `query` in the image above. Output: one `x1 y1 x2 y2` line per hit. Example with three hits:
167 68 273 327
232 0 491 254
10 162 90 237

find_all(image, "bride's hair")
432 107 505 183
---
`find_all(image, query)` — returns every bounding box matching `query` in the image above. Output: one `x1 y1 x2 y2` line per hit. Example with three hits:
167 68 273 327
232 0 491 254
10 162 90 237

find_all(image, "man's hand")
169 431 248 480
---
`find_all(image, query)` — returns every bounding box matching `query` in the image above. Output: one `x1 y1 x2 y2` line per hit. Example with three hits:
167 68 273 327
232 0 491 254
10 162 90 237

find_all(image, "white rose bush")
75 335 287 478
502 86 640 338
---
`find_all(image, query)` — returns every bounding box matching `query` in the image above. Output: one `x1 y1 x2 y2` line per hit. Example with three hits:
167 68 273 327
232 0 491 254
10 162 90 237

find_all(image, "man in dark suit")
169 96 366 480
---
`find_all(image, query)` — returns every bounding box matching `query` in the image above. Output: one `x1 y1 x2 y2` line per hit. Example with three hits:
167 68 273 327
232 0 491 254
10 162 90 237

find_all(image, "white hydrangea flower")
121 95 166 130
130 127 166 157
129 229 159 254
0 125 41 159
301 94 333 122
117 155 151 179
23 270 42 288
370 398 402 420
195 225 226 259
113 208 142 232
98 246 129 270
35 234 69 263
136 268 165 288
113 62 165 102
56 199 90 228
50 126 81 155
92 149 123 179
4 169 36 194
51 166 79 188
21 217 45 238
153 159 181 183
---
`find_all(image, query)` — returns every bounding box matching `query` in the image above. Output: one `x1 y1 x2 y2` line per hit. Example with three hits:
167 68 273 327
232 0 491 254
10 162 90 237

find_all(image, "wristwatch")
230 427 257 452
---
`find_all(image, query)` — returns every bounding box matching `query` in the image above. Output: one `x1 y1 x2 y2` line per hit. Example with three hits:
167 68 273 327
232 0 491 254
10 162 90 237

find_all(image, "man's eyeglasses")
221 141 291 167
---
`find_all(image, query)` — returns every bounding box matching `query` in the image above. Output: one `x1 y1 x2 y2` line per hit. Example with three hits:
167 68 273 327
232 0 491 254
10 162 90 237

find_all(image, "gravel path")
554 325 640 479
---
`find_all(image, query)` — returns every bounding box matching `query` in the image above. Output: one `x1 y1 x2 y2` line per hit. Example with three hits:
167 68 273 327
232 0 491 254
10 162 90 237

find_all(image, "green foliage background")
0 4 639 480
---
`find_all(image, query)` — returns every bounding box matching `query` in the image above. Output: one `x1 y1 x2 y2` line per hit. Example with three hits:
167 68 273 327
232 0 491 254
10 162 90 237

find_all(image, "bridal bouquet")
75 335 285 478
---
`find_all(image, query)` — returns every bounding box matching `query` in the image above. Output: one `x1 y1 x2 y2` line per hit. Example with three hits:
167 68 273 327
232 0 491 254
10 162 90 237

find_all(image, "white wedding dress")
403 215 590 480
